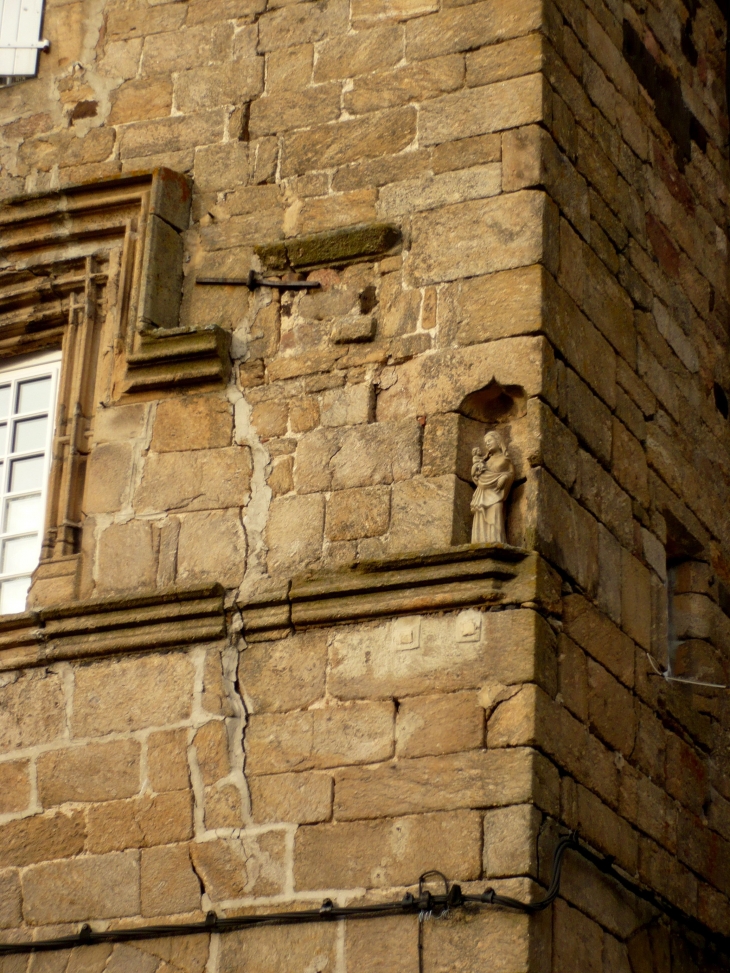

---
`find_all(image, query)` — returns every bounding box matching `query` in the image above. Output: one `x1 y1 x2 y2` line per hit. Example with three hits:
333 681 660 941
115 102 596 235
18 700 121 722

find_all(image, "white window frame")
0 349 61 615
0 0 48 79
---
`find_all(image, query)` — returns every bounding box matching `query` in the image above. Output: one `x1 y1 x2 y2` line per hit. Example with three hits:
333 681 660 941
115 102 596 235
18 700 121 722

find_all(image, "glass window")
0 352 60 614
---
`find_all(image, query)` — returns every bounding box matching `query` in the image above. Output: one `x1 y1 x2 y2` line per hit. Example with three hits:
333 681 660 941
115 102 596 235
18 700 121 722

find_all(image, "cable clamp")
480 887 496 904
401 892 415 907
205 912 218 928
446 884 464 909
319 899 334 915
78 924 92 941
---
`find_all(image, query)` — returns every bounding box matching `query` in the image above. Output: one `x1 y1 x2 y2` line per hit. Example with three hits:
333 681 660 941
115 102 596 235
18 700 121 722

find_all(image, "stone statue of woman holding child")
470 430 514 545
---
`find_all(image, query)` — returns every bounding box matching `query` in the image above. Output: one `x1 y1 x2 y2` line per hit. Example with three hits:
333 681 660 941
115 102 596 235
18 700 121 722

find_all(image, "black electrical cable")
1 834 728 957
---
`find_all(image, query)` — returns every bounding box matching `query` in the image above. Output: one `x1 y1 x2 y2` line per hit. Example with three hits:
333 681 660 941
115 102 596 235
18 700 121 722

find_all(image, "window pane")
5 494 41 533
9 455 43 492
0 386 10 418
0 576 30 615
2 534 39 574
0 424 7 454
16 376 51 414
12 416 47 453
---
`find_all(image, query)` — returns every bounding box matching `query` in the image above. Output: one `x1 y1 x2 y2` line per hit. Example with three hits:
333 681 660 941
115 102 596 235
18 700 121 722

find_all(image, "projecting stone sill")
0 583 225 672
239 545 562 642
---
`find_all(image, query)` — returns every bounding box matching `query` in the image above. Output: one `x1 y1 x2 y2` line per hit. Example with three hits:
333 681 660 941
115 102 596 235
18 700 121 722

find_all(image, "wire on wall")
0 834 728 959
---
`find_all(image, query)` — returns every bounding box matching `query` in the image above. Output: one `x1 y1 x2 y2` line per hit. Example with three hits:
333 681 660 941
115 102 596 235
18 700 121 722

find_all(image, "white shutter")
0 0 47 77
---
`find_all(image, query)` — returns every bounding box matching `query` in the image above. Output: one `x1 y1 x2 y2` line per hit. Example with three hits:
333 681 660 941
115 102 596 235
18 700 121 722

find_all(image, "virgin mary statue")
470 430 514 545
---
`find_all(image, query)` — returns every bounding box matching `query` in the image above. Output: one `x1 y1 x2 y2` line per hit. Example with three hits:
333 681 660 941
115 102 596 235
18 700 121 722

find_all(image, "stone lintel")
239 546 561 641
0 583 225 672
255 222 402 272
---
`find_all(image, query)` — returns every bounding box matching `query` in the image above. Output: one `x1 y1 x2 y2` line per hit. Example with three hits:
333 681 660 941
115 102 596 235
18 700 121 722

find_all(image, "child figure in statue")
470 430 514 545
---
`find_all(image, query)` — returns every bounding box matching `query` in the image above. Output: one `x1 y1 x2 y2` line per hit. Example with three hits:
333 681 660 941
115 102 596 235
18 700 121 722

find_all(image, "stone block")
419 73 548 147
37 740 141 805
246 700 395 774
432 132 501 174
151 395 232 451
587 658 636 757
483 804 541 878
258 0 348 51
408 189 557 286
325 486 391 541
562 780 638 874
92 402 148 445
281 107 417 177
84 442 134 514
406 0 542 60
193 721 230 786
421 909 532 973
563 594 635 688
328 609 556 701
526 468 599 596
665 733 708 816
320 383 374 426
466 32 546 86
0 869 21 929
562 367 612 465
194 141 249 193
575 450 633 549
0 760 30 814
141 844 201 917
453 265 543 345
333 747 559 820
620 550 651 650
294 810 481 890
553 898 603 973
21 851 140 923
147 729 191 792
104 945 158 973
378 164 501 220
189 831 287 900
250 83 341 139
266 493 325 575
174 58 264 114
251 400 288 438
314 24 402 81
250 771 332 824
346 916 417 973
330 420 422 490
71 651 195 736
109 77 173 125
345 55 464 115
388 475 472 550
396 691 484 758
558 633 588 722
176 508 248 587
330 314 376 343
238 629 327 714
135 447 252 513
87 792 194 853
0 810 85 868
96 519 157 592
352 0 437 26
218 924 337 973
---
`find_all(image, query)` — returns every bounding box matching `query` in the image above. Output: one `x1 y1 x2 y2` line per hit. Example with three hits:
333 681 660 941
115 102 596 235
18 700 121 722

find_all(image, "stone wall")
0 0 728 970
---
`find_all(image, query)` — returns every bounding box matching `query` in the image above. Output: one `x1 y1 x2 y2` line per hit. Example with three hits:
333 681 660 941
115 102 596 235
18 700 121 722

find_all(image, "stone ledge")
0 583 225 672
239 545 561 642
255 223 402 272
124 325 231 392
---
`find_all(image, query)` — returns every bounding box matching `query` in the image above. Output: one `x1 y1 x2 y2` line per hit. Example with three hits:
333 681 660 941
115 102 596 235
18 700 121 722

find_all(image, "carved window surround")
0 169 230 604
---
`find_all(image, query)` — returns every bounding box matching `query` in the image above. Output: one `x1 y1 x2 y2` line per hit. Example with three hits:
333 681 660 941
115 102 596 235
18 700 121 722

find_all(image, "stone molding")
239 545 562 642
0 582 225 672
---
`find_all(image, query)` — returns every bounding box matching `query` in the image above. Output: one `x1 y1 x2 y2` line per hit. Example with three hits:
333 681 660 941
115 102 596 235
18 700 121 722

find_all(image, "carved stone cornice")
0 583 225 672
238 545 562 642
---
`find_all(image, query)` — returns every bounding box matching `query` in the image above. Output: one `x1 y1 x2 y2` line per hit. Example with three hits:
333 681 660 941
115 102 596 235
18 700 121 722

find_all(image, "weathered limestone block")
325 485 391 541
246 700 395 774
71 652 195 736
327 609 557 701
22 851 140 923
344 54 464 115
189 832 287 900
37 739 141 806
0 809 86 869
84 443 134 514
250 771 333 824
388 475 472 551
151 395 232 452
294 810 482 890
147 729 191 792
238 629 327 714
141 844 201 917
483 804 541 878
563 594 635 688
266 493 325 575
407 189 558 286
396 691 484 758
333 747 559 820
0 760 30 814
176 508 248 586
96 520 158 592
135 447 252 514
0 869 21 929
405 0 543 60
0 669 66 752
87 792 193 853
217 925 337 973
377 336 556 420
193 721 230 786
